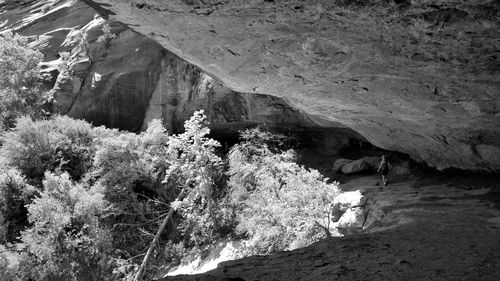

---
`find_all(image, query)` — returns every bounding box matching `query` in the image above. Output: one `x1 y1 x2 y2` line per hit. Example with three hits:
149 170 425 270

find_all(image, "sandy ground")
162 156 500 281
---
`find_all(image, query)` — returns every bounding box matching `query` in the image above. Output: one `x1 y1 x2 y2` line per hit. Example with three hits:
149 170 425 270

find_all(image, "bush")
92 119 175 257
164 111 234 248
93 112 233 275
0 112 238 277
1 116 98 185
0 251 18 281
18 172 112 281
0 169 35 242
0 116 114 247
0 32 51 131
163 240 189 264
0 111 342 278
94 120 169 194
227 127 340 254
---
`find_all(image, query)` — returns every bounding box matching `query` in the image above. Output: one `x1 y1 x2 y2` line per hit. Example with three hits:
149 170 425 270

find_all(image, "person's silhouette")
377 155 392 186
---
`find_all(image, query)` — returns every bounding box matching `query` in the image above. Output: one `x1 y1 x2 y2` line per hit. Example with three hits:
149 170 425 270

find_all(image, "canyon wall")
0 0 360 155
1 0 499 170
80 0 500 171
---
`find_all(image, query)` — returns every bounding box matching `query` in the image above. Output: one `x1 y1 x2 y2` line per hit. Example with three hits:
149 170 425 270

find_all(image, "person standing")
377 155 392 186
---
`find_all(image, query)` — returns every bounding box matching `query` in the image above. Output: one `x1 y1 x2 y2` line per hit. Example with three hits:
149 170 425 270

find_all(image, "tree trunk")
133 189 186 281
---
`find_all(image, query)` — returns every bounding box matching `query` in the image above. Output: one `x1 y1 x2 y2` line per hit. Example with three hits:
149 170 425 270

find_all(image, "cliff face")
0 0 362 154
77 0 500 171
1 0 499 170
161 173 500 281
1 2 499 279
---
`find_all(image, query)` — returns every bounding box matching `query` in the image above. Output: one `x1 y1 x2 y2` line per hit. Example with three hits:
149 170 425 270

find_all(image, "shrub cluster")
0 112 233 280
227 128 340 254
0 31 342 280
0 32 51 131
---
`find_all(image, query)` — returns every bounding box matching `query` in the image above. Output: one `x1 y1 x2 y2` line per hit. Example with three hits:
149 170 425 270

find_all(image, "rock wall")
0 0 363 154
2 0 499 169
160 174 500 281
77 0 500 171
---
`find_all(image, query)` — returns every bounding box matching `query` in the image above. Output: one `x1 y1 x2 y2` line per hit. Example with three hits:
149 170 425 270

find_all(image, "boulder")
332 190 367 212
341 159 371 174
335 207 366 235
360 156 381 169
333 156 379 173
332 158 351 172
331 190 367 224
330 207 343 223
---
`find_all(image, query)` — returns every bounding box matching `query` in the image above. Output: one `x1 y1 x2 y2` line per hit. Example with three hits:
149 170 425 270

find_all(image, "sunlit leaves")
20 172 111 280
228 127 340 254
0 32 51 130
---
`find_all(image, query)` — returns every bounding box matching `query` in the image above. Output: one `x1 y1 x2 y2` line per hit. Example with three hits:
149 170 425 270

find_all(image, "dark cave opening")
207 121 406 181
208 123 373 156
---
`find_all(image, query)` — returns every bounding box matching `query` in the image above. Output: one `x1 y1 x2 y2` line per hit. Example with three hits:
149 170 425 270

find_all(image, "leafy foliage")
0 117 116 280
164 111 234 248
18 172 112 281
0 116 99 185
0 32 51 131
0 169 35 242
227 127 340 254
92 119 174 259
0 250 18 281
0 110 342 280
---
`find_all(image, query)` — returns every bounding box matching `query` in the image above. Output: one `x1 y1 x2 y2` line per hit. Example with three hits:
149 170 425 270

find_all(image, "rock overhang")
78 0 500 171
1 0 499 171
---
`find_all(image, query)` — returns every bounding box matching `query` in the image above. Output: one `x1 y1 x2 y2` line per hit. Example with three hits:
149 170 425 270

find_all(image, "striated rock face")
2 0 499 169
161 175 500 281
0 0 365 153
78 0 500 171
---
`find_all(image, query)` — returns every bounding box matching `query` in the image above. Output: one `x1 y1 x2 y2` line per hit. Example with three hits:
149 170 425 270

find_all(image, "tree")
227 127 340 254
0 111 234 279
0 116 98 185
92 119 174 262
134 111 226 280
0 32 51 131
0 110 342 279
162 110 229 247
18 172 112 281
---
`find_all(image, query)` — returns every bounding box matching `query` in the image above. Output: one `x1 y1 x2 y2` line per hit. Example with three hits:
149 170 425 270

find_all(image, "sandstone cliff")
160 173 500 281
0 0 362 155
79 0 500 171
1 2 500 280
1 0 499 170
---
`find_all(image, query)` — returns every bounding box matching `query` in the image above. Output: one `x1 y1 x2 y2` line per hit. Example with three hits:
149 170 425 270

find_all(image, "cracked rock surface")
81 0 500 170
161 173 500 281
0 0 364 153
